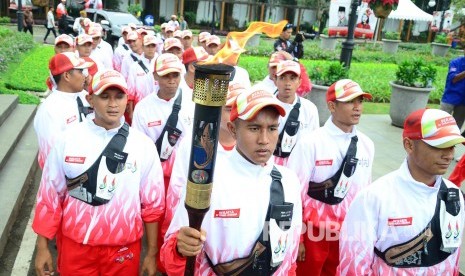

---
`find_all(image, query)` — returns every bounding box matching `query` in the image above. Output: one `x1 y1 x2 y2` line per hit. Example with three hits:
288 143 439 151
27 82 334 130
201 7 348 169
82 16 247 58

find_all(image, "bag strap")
137 59 150 74
76 96 93 122
155 90 182 157
274 97 301 157
122 44 129 51
130 53 138 62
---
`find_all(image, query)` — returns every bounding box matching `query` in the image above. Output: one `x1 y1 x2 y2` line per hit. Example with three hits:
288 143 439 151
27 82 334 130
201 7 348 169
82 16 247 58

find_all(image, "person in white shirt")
54 34 74 54
161 87 302 275
88 23 113 70
56 0 67 19
132 53 195 274
43 6 57 43
127 34 160 106
339 108 465 275
181 30 193 50
112 26 132 72
72 10 87 35
259 51 293 94
34 52 93 169
33 69 165 276
272 60 319 166
75 34 105 72
161 83 246 246
163 37 184 62
117 23 136 47
167 15 180 30
205 35 221 55
120 30 145 81
197 31 210 50
287 79 374 276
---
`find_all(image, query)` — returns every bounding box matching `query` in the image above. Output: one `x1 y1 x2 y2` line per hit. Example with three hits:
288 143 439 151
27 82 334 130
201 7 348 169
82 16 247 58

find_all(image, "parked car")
85 9 142 48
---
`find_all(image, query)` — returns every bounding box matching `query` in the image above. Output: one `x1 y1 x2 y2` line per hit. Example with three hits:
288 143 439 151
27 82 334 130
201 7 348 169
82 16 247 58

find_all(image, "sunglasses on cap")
284 23 294 30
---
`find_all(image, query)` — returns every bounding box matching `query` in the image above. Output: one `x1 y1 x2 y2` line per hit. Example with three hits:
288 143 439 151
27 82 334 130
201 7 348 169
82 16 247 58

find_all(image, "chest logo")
388 217 413 227
315 159 333 166
214 209 240 218
65 156 86 164
148 120 162 127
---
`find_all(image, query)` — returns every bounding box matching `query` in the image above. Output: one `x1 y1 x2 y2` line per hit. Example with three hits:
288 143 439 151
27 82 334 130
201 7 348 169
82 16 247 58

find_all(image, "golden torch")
184 63 234 276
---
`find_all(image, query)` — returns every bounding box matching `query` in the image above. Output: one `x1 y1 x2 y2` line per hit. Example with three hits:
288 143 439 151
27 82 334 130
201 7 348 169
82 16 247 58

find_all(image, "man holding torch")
161 87 302 275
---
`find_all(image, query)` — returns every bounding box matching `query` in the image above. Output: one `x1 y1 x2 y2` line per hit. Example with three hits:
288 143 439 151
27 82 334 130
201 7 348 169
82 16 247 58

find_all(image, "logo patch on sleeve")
214 209 240 218
148 120 162 127
388 217 413 226
315 160 333 166
66 115 77 124
65 156 86 164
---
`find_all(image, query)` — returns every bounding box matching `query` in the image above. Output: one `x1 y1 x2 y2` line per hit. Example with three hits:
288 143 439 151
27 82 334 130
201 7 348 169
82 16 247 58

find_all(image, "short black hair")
283 23 294 32
338 6 346 12
52 73 62 84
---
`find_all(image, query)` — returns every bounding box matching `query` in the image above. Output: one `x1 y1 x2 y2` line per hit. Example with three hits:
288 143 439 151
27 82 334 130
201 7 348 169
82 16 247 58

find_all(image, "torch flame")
201 20 288 66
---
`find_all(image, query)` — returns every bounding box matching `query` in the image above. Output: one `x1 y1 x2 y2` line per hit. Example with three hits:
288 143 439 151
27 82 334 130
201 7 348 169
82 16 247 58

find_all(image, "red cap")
269 51 293 67
164 37 183 51
276 60 301 76
90 70 128 95
49 52 93 76
198 32 211 42
403 108 465 149
182 46 209 65
230 87 286 121
326 79 372 103
76 34 92 46
54 34 74 47
155 53 183 76
206 35 221 46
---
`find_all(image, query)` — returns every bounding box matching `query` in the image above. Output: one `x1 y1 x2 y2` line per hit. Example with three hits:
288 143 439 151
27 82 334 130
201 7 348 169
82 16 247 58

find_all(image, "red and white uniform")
161 150 302 275
126 55 157 104
132 88 195 185
259 75 277 94
121 52 142 80
90 40 114 70
229 66 251 89
287 117 374 275
32 115 165 246
56 2 67 18
113 44 131 72
338 160 465 276
274 96 319 166
162 137 235 239
33 89 90 169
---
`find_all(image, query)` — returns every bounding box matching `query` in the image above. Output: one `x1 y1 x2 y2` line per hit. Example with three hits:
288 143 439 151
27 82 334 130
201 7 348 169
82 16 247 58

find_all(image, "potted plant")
319 28 337 51
382 31 401 54
389 59 437 127
431 33 451 57
366 0 399 18
307 62 349 126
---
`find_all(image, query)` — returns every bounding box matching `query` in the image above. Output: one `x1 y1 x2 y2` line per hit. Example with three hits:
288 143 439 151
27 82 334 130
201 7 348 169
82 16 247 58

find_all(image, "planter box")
431 42 451 57
382 39 400 54
320 35 337 51
306 84 330 126
389 81 434 127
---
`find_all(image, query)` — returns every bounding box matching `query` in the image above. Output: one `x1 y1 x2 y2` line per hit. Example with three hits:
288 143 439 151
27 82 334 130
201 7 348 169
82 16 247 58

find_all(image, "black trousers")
23 24 33 35
44 27 57 41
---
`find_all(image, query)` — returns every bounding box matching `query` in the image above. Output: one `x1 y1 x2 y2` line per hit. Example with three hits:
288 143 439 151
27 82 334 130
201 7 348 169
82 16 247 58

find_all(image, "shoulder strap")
122 44 129 51
165 90 182 128
137 59 150 74
130 53 138 62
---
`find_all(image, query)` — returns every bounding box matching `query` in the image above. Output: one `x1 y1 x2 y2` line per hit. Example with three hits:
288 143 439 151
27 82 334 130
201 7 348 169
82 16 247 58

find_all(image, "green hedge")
5 46 54 92
238 56 447 104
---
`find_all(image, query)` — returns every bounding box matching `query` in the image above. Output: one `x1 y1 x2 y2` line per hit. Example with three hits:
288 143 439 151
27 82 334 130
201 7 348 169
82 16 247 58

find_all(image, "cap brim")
423 135 465 149
238 102 286 121
75 61 94 70
93 83 128 96
337 92 373 102
157 67 182 76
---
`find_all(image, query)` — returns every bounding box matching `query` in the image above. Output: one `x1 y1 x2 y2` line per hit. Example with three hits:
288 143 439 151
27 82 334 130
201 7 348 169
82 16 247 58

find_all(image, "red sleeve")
160 230 187 275
296 64 312 97
449 157 465 187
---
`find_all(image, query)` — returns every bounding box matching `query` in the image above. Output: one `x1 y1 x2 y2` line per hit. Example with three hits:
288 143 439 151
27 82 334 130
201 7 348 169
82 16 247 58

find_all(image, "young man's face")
276 72 301 102
154 72 181 98
328 96 364 132
182 36 192 49
77 42 93 57
281 29 293 40
228 107 280 165
92 36 101 49
268 66 277 82
220 105 232 133
64 68 87 92
206 44 219 55
143 44 157 59
86 88 127 130
405 139 454 180
54 43 72 54
166 47 183 60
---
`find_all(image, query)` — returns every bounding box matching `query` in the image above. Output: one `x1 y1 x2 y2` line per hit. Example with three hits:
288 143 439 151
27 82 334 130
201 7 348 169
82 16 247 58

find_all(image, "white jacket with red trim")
126 55 157 104
32 115 165 246
161 150 302 275
33 89 90 169
338 160 465 276
286 117 374 231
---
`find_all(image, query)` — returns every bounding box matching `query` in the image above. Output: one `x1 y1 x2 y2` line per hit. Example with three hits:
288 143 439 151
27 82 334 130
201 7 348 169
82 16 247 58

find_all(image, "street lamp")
339 0 360 69
17 0 23 32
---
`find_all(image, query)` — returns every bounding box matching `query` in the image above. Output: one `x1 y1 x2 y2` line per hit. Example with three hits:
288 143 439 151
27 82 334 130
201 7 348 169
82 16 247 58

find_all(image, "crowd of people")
29 7 465 276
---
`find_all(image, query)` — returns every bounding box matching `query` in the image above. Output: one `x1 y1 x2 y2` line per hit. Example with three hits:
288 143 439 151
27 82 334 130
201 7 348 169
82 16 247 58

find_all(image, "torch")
184 63 234 276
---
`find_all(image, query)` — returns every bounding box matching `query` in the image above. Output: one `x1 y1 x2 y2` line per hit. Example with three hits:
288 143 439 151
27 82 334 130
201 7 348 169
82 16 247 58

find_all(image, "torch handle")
184 207 208 276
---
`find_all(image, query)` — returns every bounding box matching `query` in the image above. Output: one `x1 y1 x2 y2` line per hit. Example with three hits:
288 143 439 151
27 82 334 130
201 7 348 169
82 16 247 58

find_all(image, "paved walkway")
358 114 465 272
